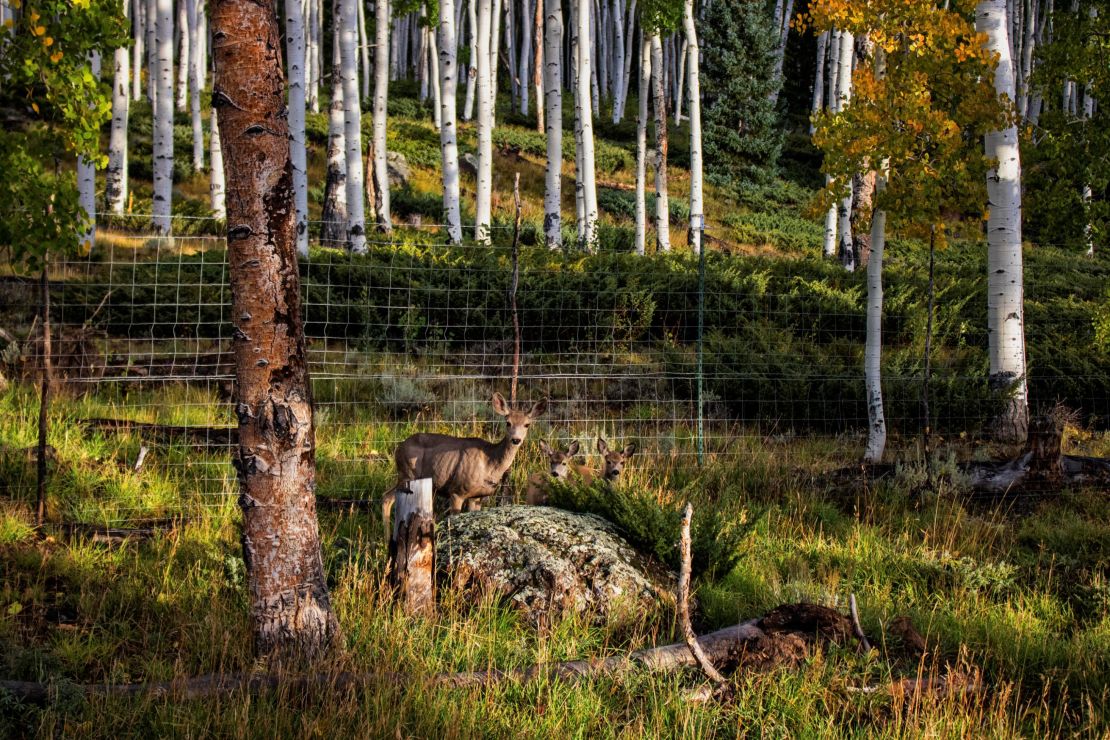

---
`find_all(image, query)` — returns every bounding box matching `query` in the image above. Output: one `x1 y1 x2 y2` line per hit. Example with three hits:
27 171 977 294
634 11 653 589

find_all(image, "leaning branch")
678 503 727 684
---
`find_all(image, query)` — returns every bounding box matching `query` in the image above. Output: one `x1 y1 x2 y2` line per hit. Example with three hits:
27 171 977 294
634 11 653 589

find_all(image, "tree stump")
389 478 435 616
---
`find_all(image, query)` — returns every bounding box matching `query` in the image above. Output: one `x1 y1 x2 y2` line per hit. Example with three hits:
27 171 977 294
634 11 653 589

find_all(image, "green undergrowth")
1 378 1108 735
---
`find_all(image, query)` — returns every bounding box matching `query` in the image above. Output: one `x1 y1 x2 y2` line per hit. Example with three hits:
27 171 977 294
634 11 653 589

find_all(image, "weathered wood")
678 503 726 683
389 478 436 616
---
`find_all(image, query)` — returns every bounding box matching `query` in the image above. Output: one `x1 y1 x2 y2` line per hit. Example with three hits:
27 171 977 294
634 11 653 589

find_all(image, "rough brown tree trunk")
210 0 340 662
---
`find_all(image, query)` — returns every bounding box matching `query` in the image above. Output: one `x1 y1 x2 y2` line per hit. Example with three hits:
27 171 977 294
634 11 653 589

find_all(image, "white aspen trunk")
650 33 669 251
977 0 1029 441
1082 6 1096 255
429 18 442 130
187 0 203 174
491 0 503 121
107 0 130 215
357 0 370 98
285 0 310 256
373 0 392 231
634 29 649 255
825 28 839 112
475 0 494 243
826 29 853 263
78 52 102 250
543 0 564 249
769 0 794 105
132 0 144 101
1018 0 1034 117
209 108 226 217
313 0 324 111
146 0 158 103
340 0 368 252
576 0 599 250
464 0 478 119
198 1 207 88
571 0 585 241
533 0 544 130
609 0 624 123
439 0 463 243
322 9 348 245
506 0 518 109
809 30 827 134
176 0 188 110
588 0 598 113
1028 0 1049 123
518 0 533 114
863 179 887 464
673 39 685 124
153 0 174 234
682 0 702 254
618 0 635 118
306 0 317 113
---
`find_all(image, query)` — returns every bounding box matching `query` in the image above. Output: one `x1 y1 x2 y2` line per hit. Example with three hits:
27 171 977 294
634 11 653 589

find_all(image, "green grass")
1 380 1109 737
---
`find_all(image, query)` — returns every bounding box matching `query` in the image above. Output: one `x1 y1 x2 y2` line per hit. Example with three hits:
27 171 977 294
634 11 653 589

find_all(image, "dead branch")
849 594 872 653
679 503 727 684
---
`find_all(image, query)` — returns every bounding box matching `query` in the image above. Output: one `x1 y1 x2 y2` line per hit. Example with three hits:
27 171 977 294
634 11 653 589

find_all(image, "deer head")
597 437 636 481
538 439 581 480
492 392 548 448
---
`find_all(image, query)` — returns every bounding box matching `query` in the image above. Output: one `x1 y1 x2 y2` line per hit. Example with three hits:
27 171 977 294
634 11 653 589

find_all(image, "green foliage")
700 0 783 185
596 187 688 224
491 126 633 173
545 480 745 579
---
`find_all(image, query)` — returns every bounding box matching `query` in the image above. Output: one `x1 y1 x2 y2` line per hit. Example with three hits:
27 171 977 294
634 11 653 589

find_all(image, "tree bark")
210 109 226 217
177 0 190 110
357 0 370 98
543 0 563 249
373 0 393 232
153 0 174 234
188 0 204 174
475 0 494 243
108 0 131 215
533 0 544 131
340 0 367 252
78 52 101 251
768 0 794 106
321 35 348 246
650 33 669 252
634 29 648 255
439 0 463 243
388 478 436 616
464 0 478 119
132 0 145 102
285 0 310 256
682 0 702 256
864 176 887 464
210 0 340 661
575 0 599 251
518 0 533 115
977 0 1029 442
809 30 826 135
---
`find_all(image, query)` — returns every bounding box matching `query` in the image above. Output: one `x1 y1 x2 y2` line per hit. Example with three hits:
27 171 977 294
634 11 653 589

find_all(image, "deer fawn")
525 437 636 505
381 392 548 539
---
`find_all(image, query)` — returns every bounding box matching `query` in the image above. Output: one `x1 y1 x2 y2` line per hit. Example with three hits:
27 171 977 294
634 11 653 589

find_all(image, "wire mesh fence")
1 210 1108 523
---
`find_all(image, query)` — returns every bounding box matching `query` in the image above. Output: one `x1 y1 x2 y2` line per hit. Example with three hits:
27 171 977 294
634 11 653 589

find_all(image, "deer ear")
491 392 510 416
529 397 549 417
567 440 581 456
597 437 609 455
623 443 637 457
539 439 553 456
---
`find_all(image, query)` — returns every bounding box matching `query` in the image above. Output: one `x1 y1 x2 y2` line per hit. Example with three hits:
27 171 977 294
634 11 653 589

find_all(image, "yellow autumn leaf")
43 36 53 46
1 19 11 28
50 51 63 63
32 24 46 36
31 102 39 113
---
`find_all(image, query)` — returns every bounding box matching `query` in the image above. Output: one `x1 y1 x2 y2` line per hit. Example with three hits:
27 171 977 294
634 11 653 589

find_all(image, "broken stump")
389 477 435 616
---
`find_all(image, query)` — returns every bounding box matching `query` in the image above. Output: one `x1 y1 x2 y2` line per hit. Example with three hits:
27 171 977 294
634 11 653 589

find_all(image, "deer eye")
525 423 530 428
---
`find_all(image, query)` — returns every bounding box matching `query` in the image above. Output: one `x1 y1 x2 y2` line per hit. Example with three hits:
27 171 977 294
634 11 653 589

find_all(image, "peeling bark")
210 0 340 661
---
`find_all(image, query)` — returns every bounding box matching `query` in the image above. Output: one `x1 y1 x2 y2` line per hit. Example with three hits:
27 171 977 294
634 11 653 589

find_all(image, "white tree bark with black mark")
608 0 624 123
373 0 392 231
357 0 370 98
768 0 794 106
188 0 204 174
464 0 478 119
650 32 669 251
543 0 563 249
107 0 131 215
321 56 348 245
78 52 102 250
132 0 145 101
475 0 494 243
634 30 649 255
518 0 533 114
176 0 189 110
864 177 887 464
825 29 853 263
575 0 598 250
682 0 702 254
977 0 1029 442
439 0 463 243
153 0 174 234
809 30 827 134
210 0 341 660
285 0 310 256
146 0 158 104
209 108 226 218
340 0 367 252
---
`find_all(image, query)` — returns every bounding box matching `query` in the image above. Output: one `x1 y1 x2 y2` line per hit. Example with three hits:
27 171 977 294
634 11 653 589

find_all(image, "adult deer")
382 392 548 539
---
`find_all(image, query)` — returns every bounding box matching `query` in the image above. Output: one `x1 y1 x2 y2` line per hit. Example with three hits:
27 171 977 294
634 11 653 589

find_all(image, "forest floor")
1 86 1109 736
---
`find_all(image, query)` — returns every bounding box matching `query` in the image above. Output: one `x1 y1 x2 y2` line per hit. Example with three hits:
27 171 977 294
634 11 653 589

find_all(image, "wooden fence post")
389 477 435 616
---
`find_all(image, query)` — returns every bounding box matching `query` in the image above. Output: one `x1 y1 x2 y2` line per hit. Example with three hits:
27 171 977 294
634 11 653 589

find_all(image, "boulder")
437 505 676 626
386 151 412 188
459 152 479 176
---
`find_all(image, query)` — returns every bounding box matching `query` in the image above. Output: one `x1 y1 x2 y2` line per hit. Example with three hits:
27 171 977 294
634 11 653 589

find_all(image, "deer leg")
465 497 482 512
448 493 465 514
381 489 396 542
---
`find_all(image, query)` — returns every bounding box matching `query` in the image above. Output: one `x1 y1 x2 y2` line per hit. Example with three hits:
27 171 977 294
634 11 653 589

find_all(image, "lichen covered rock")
437 505 676 626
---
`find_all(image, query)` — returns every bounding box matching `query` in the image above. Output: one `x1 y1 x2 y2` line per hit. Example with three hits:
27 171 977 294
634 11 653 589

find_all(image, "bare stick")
849 593 872 653
509 172 522 403
133 445 150 472
679 503 726 683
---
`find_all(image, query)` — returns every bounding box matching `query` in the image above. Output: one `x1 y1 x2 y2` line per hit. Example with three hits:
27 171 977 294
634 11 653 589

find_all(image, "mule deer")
382 393 548 538
525 437 635 505
525 440 582 505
